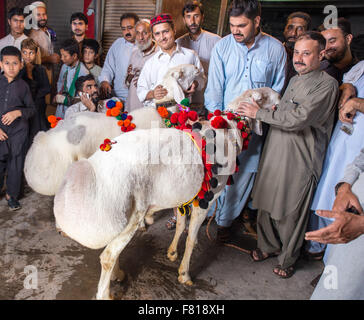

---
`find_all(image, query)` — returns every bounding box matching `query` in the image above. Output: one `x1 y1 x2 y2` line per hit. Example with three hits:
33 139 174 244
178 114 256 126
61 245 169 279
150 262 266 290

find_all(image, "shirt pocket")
251 59 273 87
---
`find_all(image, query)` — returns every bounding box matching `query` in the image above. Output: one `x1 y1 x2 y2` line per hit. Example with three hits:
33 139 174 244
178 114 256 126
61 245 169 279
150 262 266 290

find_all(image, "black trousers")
0 144 26 199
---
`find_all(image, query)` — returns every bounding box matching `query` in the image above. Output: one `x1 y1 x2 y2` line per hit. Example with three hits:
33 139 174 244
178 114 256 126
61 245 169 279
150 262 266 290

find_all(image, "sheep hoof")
167 250 177 262
178 274 193 286
111 268 125 282
145 216 154 225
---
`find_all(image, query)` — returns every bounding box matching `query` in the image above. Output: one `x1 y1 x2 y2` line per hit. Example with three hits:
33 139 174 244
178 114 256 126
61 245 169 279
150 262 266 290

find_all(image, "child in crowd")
55 38 89 118
20 38 51 142
0 46 35 211
82 39 102 84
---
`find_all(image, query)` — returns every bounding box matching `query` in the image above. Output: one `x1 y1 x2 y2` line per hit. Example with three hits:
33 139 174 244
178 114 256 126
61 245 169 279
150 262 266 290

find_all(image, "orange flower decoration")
158 106 169 119
115 101 123 110
106 109 112 116
111 107 121 117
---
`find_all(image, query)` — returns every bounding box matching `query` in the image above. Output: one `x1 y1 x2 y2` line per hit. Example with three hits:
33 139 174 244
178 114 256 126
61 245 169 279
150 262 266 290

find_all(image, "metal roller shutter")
102 0 156 61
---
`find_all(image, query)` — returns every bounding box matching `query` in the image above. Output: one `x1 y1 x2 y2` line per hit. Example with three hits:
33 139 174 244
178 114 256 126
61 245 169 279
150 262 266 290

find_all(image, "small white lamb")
227 87 281 135
155 64 202 105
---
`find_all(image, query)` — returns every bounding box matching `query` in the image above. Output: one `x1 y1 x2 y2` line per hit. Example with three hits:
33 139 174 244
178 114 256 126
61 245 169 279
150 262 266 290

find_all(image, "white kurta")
0 34 28 52
136 44 205 107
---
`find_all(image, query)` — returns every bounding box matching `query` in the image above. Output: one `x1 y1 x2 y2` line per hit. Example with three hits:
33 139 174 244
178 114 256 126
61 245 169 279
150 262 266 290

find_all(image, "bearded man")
125 19 157 112
319 17 357 85
176 1 221 106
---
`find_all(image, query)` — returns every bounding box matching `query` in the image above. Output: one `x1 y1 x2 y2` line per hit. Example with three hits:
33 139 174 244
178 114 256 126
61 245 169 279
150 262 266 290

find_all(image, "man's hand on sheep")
236 100 260 119
184 80 199 96
152 85 168 100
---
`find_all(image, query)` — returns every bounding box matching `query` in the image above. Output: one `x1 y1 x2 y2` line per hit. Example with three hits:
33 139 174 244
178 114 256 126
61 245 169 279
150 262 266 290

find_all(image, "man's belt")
156 100 176 108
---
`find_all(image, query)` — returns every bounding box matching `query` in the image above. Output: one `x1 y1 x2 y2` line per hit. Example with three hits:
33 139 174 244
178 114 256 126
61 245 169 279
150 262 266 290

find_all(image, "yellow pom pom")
193 199 199 207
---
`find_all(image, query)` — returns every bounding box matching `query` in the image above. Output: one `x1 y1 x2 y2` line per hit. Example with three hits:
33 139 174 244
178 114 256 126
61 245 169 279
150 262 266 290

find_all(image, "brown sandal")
273 265 295 279
250 248 279 262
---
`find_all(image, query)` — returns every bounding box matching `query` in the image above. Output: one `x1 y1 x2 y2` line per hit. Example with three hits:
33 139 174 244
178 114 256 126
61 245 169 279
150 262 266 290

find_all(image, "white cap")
30 1 46 8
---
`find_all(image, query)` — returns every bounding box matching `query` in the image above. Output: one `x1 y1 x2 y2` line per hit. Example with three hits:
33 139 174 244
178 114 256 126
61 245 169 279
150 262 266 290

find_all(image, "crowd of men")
0 0 364 300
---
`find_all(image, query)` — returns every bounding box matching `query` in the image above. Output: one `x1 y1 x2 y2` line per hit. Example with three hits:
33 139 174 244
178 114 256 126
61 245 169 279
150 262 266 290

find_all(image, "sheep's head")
169 64 200 91
242 88 280 109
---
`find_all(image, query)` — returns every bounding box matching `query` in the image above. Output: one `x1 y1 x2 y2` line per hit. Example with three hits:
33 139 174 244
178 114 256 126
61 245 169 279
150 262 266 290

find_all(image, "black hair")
228 0 261 20
182 1 204 17
60 38 80 57
0 46 22 62
8 7 25 20
70 12 88 25
318 17 352 36
82 39 100 55
297 31 327 52
286 12 311 31
120 13 140 25
75 74 96 93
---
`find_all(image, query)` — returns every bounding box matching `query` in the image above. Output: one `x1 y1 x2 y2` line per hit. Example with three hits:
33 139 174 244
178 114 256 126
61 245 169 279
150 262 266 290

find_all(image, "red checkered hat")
150 14 173 27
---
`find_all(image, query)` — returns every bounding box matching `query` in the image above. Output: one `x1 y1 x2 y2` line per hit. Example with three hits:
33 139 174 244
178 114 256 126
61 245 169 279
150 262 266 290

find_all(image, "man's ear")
319 49 326 61
7 19 11 27
0 61 3 70
345 33 353 46
254 16 261 29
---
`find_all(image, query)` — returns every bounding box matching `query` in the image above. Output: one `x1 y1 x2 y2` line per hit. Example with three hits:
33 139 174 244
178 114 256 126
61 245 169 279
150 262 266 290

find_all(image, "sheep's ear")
171 70 181 79
251 91 262 101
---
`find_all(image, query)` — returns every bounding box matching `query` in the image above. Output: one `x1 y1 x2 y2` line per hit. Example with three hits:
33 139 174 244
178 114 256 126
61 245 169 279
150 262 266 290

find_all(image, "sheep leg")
96 212 142 300
167 208 186 262
178 207 207 286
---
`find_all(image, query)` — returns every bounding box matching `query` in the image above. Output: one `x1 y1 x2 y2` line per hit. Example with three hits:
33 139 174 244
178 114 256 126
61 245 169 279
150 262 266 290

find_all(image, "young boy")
20 38 51 142
55 38 89 118
0 46 35 210
82 39 102 84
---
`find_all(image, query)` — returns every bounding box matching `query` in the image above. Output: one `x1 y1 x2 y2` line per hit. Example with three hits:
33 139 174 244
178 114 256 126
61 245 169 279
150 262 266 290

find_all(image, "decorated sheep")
54 107 250 299
24 107 165 196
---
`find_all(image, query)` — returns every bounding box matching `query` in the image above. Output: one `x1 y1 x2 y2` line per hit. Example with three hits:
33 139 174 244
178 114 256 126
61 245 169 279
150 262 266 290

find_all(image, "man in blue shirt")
204 0 286 240
99 13 139 101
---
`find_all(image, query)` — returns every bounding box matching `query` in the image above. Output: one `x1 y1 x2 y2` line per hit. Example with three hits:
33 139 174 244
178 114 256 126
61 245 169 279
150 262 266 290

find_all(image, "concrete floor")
0 186 323 300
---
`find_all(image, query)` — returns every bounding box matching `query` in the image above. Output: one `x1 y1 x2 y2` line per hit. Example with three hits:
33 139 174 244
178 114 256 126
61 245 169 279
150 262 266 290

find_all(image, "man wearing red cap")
137 13 205 108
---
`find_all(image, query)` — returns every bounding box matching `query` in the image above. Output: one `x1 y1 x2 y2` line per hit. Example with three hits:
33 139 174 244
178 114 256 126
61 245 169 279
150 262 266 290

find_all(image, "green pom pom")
180 98 190 107
116 115 122 120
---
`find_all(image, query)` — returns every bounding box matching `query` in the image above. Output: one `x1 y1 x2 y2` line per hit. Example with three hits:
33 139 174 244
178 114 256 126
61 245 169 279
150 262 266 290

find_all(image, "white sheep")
51 87 280 299
53 114 244 299
24 107 165 196
227 87 281 135
155 64 202 105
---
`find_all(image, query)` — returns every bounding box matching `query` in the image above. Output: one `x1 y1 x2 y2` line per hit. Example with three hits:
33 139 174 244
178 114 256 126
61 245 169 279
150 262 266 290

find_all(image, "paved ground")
0 186 323 300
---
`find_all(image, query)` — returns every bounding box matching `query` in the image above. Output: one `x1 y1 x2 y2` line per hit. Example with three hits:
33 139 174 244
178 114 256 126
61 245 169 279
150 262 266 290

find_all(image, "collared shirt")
205 32 287 112
98 37 136 101
55 61 89 118
137 43 205 107
125 42 157 112
253 70 339 219
0 33 28 52
0 73 35 155
205 32 287 172
177 29 221 104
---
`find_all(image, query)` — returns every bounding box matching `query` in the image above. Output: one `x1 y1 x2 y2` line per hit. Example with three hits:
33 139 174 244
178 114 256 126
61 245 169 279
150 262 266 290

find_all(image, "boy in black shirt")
0 46 35 210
